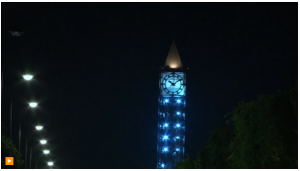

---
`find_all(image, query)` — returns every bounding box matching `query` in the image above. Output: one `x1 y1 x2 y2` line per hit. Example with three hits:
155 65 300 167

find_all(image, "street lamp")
35 125 43 131
8 74 34 139
40 140 47 145
47 161 54 166
43 150 50 155
22 74 33 81
29 102 38 108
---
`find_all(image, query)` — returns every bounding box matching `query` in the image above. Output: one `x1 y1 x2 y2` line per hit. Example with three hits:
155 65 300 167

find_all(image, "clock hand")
168 80 175 86
174 79 183 84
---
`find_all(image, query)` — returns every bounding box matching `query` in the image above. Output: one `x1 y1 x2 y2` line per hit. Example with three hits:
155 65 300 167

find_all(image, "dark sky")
1 2 298 169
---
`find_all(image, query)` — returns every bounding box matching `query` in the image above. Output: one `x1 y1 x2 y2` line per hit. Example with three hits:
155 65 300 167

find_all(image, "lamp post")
18 101 39 151
43 150 50 155
40 139 47 145
47 161 54 169
22 124 43 168
9 74 34 139
35 125 43 131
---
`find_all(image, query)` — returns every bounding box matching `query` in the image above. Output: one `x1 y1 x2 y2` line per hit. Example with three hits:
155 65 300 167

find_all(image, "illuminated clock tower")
157 41 186 169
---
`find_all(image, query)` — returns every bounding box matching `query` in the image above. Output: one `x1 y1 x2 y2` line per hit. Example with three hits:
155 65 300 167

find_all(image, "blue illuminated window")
163 135 169 141
176 111 181 115
164 99 169 103
163 123 169 128
176 136 180 139
161 164 165 168
177 99 181 103
176 148 180 152
176 124 181 128
163 147 168 152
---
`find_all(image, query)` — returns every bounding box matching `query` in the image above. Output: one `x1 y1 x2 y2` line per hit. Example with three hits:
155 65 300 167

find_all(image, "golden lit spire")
164 40 183 69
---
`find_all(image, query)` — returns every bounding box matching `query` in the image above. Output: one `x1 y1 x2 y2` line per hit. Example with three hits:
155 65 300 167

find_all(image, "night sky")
1 2 298 169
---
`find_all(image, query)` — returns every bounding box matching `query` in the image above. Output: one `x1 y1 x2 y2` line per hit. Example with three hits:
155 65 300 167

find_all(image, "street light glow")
23 74 33 81
40 140 47 145
43 150 50 154
35 126 43 131
29 102 38 108
47 162 54 166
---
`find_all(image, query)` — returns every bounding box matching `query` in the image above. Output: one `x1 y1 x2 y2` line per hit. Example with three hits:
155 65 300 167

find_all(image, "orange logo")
5 157 14 165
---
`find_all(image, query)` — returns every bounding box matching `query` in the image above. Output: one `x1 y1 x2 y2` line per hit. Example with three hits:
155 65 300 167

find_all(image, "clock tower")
157 41 186 169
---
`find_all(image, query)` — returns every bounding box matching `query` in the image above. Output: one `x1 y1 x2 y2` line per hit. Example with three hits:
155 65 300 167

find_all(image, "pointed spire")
164 40 183 69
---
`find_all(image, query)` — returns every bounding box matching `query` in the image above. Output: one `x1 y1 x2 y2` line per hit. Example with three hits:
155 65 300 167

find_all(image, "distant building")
157 41 186 169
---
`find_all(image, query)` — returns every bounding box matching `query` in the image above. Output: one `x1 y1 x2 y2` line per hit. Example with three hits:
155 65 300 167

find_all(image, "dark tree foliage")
228 87 297 169
1 135 24 169
176 87 297 169
175 156 196 169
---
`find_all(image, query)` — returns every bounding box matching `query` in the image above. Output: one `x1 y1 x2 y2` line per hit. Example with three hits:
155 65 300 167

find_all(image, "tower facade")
157 41 186 169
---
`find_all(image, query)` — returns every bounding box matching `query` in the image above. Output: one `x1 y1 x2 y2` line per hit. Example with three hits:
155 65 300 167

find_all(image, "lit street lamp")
35 125 43 131
43 150 50 154
40 140 47 145
47 161 54 166
8 74 34 139
29 102 38 108
22 74 33 81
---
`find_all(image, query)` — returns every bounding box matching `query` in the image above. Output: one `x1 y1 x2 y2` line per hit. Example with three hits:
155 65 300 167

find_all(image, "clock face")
162 73 184 95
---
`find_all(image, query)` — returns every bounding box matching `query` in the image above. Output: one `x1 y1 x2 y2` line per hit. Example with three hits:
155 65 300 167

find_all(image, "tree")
175 156 196 169
1 135 24 169
199 127 232 169
228 87 298 169
176 87 297 169
176 127 232 169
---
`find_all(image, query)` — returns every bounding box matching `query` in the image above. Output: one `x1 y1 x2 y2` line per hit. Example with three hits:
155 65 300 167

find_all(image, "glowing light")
35 126 43 131
163 147 168 152
176 148 180 152
176 136 180 139
47 162 54 166
161 164 165 168
29 102 38 108
164 123 169 127
163 135 169 140
40 140 47 145
176 112 180 115
43 150 50 154
177 99 181 103
176 124 181 128
170 64 179 68
23 74 33 81
164 99 169 103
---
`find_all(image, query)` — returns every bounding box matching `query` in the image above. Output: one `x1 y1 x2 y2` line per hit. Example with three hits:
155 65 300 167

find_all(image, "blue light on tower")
158 41 186 168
